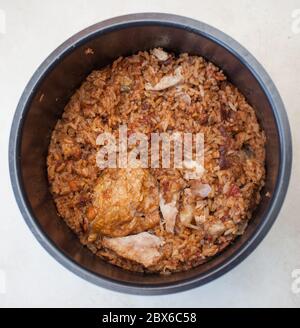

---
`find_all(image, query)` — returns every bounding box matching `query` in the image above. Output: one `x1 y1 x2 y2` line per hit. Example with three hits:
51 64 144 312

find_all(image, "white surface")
0 0 300 308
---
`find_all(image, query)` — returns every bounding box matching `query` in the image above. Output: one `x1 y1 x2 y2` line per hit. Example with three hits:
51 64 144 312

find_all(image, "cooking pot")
9 13 292 294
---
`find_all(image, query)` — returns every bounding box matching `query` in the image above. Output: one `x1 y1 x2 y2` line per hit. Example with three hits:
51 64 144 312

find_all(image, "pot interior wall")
19 25 280 287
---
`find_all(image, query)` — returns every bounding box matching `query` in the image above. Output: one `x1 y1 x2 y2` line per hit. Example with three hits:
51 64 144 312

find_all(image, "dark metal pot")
9 13 292 294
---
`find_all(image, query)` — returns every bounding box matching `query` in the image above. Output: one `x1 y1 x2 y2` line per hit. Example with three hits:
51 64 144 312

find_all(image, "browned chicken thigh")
91 168 160 237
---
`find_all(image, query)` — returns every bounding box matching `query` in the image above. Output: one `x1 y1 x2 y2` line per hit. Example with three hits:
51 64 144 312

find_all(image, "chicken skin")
91 168 160 237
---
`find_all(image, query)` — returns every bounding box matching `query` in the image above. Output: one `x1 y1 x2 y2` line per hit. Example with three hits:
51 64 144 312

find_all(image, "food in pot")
47 49 266 273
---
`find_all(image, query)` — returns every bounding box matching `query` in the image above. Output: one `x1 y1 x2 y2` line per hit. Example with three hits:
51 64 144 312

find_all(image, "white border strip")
0 269 6 294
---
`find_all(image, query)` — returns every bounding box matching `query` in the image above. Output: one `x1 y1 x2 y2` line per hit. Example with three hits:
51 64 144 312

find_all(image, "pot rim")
8 13 292 295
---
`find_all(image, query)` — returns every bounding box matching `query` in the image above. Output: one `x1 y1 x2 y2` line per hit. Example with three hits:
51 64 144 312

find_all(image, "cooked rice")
47 49 266 274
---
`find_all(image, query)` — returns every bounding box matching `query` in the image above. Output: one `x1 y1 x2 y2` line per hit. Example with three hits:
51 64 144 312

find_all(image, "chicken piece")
180 203 194 226
176 92 191 105
103 232 164 267
179 188 200 230
190 180 212 198
152 48 169 61
159 194 178 234
145 67 183 91
206 221 226 238
91 168 160 237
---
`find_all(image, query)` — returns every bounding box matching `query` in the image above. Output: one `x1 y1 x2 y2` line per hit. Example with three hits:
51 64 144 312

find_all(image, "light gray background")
0 0 299 307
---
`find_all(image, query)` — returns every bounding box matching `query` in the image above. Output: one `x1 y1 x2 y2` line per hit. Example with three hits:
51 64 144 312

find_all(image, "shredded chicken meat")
159 194 178 234
145 67 183 91
102 232 164 267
